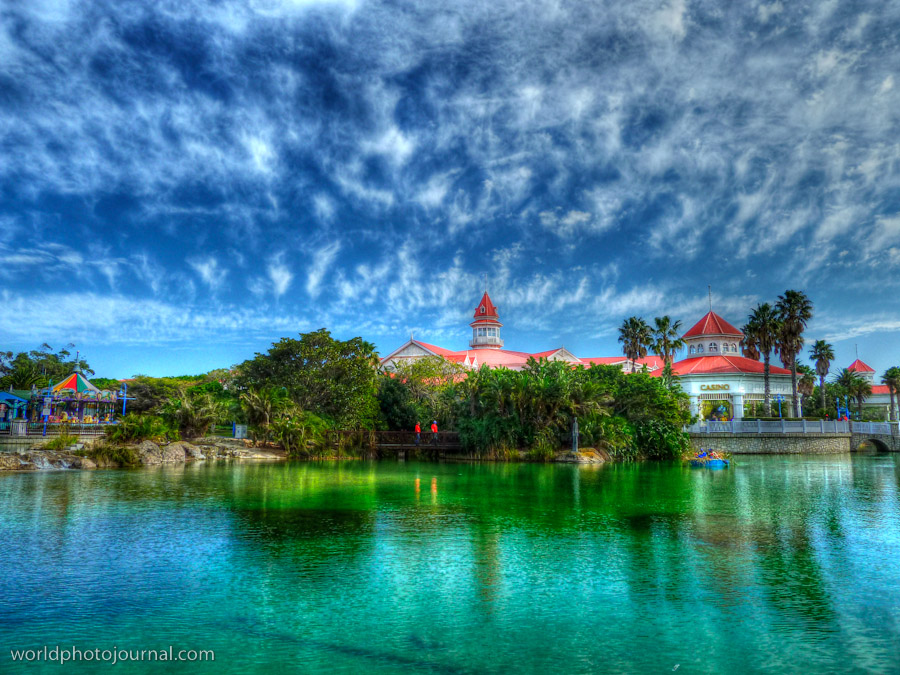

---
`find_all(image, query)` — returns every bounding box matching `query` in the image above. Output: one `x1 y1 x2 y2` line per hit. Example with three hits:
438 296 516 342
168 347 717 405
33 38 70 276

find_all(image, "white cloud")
268 258 294 298
306 241 341 298
189 257 228 290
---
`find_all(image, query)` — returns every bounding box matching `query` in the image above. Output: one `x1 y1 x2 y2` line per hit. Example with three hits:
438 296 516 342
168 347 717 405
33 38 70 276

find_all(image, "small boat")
689 451 730 469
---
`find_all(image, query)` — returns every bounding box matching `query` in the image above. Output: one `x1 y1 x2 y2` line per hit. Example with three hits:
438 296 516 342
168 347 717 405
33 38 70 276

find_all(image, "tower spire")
708 285 712 313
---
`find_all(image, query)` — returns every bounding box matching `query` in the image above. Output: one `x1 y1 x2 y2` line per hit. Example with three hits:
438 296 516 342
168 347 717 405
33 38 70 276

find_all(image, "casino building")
380 292 795 420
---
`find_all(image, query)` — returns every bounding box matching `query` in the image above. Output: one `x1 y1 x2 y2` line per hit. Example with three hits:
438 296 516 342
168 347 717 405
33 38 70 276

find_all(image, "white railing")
685 420 850 434
851 421 900 436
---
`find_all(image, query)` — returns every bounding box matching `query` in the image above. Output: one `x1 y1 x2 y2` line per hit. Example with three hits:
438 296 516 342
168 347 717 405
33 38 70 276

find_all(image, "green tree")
618 317 652 373
833 369 872 418
651 316 685 365
775 290 814 417
809 340 835 413
798 365 816 415
745 303 781 416
882 367 900 422
235 329 380 428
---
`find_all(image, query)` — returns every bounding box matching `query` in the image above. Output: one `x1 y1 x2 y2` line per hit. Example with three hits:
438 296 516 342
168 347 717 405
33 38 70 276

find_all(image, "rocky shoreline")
0 437 287 472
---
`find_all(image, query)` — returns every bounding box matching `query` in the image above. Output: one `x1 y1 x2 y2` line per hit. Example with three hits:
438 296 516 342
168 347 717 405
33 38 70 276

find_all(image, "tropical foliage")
651 316 684 365
0 344 94 389
744 303 781 416
235 329 379 428
618 317 652 372
775 290 814 417
451 360 691 460
882 367 900 422
809 340 835 413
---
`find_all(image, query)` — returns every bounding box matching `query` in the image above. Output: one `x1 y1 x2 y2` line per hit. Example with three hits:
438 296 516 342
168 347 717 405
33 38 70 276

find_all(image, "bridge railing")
324 430 461 448
685 420 850 434
850 421 900 436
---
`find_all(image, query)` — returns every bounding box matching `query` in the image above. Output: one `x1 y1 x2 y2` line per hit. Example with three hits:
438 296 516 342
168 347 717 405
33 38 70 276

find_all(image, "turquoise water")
1 455 900 673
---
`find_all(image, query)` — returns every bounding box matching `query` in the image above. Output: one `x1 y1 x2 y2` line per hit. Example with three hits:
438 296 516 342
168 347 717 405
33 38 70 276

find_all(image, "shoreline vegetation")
2 329 693 470
4 284 894 471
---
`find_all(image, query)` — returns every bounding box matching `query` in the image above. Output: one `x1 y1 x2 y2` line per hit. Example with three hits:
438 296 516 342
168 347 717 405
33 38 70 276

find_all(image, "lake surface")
1 455 900 674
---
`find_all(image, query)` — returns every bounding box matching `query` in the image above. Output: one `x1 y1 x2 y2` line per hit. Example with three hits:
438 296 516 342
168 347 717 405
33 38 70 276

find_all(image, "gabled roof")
0 391 27 404
683 311 743 339
848 359 875 373
473 292 498 318
871 384 890 395
671 355 791 375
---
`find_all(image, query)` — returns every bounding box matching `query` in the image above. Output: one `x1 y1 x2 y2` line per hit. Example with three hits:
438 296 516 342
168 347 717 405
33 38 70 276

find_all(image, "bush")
42 433 79 452
105 414 179 443
88 444 141 466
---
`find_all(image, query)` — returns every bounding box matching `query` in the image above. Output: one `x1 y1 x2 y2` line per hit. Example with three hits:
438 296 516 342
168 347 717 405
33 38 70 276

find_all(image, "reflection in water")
1 456 900 673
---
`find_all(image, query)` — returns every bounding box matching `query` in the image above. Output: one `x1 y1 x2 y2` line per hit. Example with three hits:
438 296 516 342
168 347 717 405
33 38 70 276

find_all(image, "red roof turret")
683 311 743 339
848 359 875 373
473 292 498 319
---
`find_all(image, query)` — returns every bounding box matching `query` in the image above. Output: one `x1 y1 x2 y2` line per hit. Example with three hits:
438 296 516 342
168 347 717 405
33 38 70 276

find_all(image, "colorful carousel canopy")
51 373 100 394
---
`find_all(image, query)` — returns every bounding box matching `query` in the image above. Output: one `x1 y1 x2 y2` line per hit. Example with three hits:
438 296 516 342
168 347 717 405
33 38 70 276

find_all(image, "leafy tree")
745 303 781 416
651 316 685 365
162 392 226 437
235 329 380 428
618 317 652 372
775 290 814 417
809 340 835 413
376 375 419 431
90 377 122 391
381 355 465 428
882 367 900 422
126 376 185 415
798 365 816 415
833 369 872 417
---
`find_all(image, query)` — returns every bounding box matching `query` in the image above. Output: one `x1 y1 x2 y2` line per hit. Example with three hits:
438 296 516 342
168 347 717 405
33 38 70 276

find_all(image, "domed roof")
682 311 743 339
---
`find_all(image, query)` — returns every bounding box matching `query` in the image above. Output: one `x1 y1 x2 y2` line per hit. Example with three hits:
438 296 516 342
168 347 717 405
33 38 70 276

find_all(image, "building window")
709 343 718 352
697 344 704 353
481 306 485 314
689 346 695 355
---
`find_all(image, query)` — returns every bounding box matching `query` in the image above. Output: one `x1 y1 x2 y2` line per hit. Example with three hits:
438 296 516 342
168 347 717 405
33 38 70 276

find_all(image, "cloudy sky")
1 0 899 378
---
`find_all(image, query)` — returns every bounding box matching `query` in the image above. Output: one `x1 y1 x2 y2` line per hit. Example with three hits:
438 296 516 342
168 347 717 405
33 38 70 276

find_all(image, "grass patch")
41 434 79 452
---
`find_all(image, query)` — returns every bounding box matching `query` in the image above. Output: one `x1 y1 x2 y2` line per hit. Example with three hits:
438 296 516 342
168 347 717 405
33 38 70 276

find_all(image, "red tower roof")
848 359 875 373
473 292 498 319
683 311 743 339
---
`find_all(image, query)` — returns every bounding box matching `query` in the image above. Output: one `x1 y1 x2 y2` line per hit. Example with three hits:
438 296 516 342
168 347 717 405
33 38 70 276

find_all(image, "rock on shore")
0 437 287 471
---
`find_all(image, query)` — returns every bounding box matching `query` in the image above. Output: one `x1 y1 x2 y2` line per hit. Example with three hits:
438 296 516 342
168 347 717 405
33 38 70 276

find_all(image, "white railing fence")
685 420 851 434
850 421 900 436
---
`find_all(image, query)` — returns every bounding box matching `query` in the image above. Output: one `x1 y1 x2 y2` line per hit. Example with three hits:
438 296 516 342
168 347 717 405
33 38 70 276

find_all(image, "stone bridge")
848 422 900 452
687 420 900 454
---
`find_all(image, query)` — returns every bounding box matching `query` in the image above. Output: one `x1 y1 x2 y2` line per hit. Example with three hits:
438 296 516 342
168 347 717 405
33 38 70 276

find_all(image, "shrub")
43 433 79 452
89 443 141 466
105 414 179 443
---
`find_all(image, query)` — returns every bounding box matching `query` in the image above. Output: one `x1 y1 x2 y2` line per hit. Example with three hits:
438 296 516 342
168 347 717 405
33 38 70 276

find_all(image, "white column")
732 393 744 420
690 396 700 420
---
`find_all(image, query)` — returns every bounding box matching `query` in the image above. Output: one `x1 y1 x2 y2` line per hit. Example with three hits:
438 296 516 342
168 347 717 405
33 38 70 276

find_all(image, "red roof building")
380 293 802 420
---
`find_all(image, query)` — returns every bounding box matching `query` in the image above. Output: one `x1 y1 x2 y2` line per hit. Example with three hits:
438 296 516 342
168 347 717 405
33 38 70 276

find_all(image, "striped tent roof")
51 372 100 394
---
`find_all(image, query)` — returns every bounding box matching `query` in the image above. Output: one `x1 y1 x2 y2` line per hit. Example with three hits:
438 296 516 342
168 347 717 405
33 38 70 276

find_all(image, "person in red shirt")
414 422 421 446
430 420 438 444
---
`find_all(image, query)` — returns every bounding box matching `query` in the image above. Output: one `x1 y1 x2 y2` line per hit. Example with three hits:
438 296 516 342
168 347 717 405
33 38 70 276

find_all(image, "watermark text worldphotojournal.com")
9 645 215 665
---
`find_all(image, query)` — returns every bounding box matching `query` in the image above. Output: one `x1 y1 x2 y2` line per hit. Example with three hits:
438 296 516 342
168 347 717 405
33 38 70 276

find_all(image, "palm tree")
618 317 652 373
775 290 814 417
746 303 781 416
798 365 816 415
809 340 835 413
881 367 900 422
741 319 761 360
651 316 684 365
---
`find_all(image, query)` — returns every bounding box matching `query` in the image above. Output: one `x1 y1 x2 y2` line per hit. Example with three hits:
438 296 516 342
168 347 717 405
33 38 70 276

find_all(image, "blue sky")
1 0 899 378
